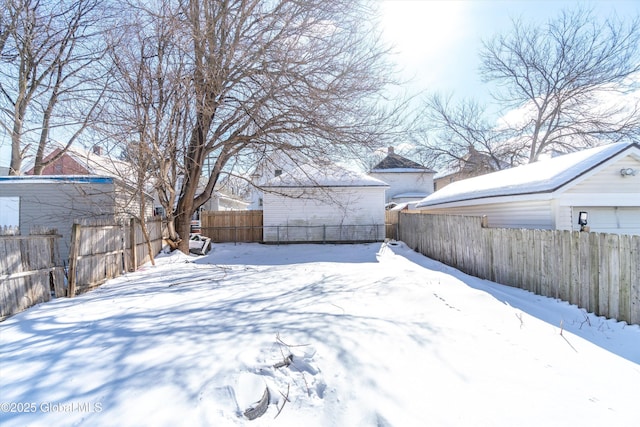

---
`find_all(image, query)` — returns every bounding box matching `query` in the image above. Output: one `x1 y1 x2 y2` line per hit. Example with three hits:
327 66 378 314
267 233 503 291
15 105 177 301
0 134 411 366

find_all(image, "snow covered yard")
1 242 639 427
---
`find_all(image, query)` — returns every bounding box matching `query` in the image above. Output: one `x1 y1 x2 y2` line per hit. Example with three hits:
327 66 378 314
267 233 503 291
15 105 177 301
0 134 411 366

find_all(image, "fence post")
67 223 81 298
130 218 137 272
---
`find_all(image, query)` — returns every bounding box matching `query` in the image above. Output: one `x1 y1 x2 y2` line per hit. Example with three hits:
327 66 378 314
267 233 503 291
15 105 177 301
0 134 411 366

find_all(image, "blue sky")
379 0 640 104
2 0 639 169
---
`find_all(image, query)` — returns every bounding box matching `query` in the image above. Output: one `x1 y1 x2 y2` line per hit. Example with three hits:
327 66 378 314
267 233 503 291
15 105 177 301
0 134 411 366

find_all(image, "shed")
262 163 389 242
369 147 435 206
415 142 640 235
0 175 153 259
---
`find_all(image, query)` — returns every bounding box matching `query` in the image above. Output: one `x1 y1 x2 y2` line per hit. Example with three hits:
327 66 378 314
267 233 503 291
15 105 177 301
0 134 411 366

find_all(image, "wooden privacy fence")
68 218 163 296
398 212 640 325
385 210 400 240
200 210 263 242
0 229 65 320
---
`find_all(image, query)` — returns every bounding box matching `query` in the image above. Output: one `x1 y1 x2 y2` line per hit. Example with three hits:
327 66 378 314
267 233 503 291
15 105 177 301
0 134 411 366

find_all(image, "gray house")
0 175 153 260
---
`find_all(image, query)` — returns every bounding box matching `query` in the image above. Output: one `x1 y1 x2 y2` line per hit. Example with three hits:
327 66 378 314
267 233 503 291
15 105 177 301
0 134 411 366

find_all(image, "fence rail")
398 212 640 325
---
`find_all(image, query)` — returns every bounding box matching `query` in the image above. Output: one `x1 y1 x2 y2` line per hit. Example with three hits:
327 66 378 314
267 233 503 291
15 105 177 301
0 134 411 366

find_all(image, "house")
369 147 435 208
261 163 389 242
25 144 132 178
415 141 640 235
0 175 154 260
434 146 507 191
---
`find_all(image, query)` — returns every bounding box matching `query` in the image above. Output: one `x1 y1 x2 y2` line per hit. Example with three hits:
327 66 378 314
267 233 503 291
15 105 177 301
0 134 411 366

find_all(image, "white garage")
262 163 389 243
416 141 640 235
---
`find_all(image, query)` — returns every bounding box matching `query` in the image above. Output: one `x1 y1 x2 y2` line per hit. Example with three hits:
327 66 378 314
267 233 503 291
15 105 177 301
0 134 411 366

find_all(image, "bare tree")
0 0 111 175
418 94 517 171
109 0 403 253
422 7 640 168
100 0 191 254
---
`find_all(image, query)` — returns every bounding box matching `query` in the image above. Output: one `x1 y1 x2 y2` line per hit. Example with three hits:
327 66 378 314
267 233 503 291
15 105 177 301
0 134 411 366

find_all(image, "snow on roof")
371 167 434 174
391 192 430 199
264 163 388 188
416 141 639 207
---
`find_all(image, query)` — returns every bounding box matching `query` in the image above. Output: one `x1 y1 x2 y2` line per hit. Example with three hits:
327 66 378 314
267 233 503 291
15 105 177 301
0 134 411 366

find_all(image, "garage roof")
416 141 639 207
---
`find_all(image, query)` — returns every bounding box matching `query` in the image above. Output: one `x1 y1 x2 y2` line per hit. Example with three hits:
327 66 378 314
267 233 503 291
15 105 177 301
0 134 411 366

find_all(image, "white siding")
565 155 640 194
569 206 640 235
369 171 433 202
263 187 385 242
420 199 554 229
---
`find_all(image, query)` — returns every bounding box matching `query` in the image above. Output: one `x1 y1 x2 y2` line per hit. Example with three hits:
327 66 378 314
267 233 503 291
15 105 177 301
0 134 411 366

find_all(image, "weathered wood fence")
0 228 65 319
398 212 640 325
200 210 263 242
68 218 164 296
0 218 164 319
385 210 400 240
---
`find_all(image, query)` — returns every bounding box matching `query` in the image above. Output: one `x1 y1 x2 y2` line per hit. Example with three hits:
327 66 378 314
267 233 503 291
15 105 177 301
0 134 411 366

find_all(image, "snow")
1 242 639 427
265 163 388 187
416 141 637 207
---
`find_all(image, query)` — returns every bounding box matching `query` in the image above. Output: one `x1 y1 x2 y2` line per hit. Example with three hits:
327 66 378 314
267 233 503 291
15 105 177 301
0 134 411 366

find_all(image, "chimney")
92 145 102 156
388 146 394 155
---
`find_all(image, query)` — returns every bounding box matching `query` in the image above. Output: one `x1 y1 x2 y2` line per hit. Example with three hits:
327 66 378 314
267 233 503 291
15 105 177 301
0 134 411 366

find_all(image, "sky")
2 0 640 169
378 0 640 104
1 241 639 426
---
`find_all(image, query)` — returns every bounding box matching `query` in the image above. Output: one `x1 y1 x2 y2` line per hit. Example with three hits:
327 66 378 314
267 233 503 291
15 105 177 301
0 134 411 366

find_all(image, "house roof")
371 151 434 173
416 141 640 208
25 143 134 180
264 163 388 188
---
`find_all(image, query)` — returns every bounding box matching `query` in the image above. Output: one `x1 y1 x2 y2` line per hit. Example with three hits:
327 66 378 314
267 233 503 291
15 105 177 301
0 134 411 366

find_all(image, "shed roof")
416 141 640 207
264 163 388 188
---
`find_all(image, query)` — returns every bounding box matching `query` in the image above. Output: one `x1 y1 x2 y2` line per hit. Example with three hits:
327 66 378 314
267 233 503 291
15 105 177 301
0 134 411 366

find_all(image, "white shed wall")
263 187 386 241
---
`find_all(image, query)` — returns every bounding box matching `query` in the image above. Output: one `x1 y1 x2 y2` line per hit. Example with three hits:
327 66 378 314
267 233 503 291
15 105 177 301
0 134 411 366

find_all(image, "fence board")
201 211 263 242
69 218 163 296
398 212 640 325
0 234 62 319
630 237 640 325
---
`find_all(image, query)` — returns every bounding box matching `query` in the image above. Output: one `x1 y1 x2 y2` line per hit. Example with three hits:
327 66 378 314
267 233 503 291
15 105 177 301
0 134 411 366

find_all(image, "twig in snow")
276 332 309 347
515 312 524 329
559 320 578 353
274 384 290 419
